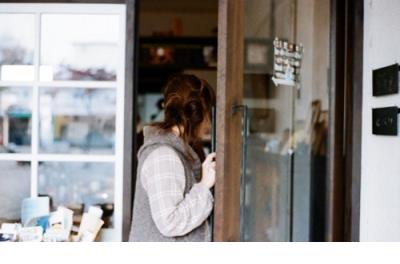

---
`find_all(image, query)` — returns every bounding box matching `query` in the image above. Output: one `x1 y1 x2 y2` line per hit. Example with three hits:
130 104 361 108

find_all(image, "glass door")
240 0 331 241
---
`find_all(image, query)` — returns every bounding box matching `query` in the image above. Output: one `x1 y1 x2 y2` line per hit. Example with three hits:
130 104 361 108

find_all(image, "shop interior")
135 0 218 151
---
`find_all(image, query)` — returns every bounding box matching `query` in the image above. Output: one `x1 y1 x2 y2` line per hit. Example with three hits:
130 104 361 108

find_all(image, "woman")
129 74 216 242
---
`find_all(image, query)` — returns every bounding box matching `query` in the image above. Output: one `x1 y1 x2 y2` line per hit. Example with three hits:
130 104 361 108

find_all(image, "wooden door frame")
327 0 363 242
344 0 363 242
214 0 244 242
215 0 363 241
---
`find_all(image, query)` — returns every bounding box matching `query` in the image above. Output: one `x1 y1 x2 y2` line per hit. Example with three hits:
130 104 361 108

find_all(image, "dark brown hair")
154 74 216 162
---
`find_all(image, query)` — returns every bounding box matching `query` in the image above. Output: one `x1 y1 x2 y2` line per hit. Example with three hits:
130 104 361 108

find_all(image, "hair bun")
165 94 184 121
158 74 215 153
183 99 203 123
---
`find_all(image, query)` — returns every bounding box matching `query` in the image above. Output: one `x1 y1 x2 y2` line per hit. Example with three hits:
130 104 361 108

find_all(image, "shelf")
139 36 217 70
137 36 217 94
139 64 216 71
139 36 217 46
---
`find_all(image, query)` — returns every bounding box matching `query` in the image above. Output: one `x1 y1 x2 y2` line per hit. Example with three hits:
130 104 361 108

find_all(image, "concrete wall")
360 0 400 241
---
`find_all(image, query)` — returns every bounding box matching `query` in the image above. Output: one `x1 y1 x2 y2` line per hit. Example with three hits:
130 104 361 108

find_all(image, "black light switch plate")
373 64 399 96
372 107 398 135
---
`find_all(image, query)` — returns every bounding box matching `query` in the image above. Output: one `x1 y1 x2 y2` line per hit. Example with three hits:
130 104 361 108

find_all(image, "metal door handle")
232 104 249 240
209 106 216 241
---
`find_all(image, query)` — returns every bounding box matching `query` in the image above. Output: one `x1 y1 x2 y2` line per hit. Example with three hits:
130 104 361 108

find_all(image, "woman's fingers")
201 154 216 189
211 161 216 169
205 152 216 163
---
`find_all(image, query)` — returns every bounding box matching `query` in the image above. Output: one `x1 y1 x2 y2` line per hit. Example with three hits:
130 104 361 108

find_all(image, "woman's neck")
171 125 183 137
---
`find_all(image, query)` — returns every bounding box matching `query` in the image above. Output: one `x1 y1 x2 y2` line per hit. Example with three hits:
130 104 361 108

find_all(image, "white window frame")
0 3 126 241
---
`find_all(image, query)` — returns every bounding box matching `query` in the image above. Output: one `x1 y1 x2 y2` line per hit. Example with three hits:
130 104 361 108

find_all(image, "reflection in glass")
241 0 295 242
39 87 116 154
0 87 32 153
242 136 292 241
0 14 35 81
0 161 30 224
40 14 119 81
38 162 115 228
241 0 330 241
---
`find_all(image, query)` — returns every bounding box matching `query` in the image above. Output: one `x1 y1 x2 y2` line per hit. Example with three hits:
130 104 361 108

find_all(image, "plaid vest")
128 126 210 242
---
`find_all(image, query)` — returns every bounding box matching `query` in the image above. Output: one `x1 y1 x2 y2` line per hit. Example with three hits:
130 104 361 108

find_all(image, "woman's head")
156 74 216 156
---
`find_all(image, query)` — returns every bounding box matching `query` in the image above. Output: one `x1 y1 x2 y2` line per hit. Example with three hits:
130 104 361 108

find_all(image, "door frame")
327 0 363 242
215 0 363 241
213 0 244 242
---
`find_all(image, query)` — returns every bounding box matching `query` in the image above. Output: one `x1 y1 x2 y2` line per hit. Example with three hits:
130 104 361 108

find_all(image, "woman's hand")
201 152 216 189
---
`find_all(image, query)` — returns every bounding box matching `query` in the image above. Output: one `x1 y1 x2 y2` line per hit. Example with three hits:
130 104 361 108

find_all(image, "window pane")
38 162 114 228
0 87 32 153
0 161 31 225
40 14 119 81
39 87 116 154
0 14 35 81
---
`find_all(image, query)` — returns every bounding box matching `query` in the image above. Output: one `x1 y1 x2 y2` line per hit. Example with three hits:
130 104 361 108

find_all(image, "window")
0 4 126 241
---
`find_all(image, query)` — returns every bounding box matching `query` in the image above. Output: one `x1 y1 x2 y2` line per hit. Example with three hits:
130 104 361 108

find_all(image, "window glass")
39 87 116 154
38 162 115 228
40 14 120 81
0 87 32 153
0 161 31 225
0 14 35 81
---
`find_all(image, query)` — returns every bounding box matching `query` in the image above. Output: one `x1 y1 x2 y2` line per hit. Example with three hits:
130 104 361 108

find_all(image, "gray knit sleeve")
141 146 214 237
